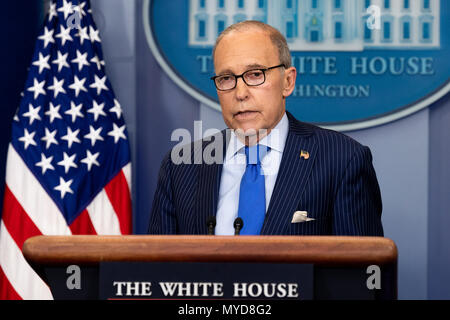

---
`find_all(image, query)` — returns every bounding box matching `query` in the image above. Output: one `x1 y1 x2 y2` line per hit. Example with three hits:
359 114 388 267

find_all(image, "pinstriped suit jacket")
148 112 383 236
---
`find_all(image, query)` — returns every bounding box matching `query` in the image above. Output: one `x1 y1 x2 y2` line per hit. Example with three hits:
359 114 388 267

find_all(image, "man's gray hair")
212 20 292 68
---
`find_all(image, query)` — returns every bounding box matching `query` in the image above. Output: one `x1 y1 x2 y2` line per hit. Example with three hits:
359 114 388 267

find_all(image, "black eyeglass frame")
210 64 286 91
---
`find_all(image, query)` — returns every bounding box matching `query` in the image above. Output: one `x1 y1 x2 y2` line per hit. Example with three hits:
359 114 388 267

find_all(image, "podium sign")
99 262 313 300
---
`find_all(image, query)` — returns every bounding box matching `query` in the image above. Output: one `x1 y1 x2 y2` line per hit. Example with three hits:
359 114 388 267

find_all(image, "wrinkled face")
213 29 296 139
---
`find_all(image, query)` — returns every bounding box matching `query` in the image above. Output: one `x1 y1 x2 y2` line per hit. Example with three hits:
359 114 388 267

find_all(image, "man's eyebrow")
217 64 267 75
217 69 234 76
246 63 267 70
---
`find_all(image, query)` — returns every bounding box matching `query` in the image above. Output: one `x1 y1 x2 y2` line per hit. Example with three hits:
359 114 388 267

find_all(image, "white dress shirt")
215 113 289 235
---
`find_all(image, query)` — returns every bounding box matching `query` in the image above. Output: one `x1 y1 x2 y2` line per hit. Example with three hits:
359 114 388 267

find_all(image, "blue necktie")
237 144 268 235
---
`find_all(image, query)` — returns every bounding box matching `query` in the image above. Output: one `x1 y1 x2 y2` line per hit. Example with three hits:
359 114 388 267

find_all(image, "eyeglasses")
211 64 286 91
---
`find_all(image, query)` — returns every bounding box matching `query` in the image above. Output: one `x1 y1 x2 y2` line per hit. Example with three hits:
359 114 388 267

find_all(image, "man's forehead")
218 28 272 47
214 30 277 73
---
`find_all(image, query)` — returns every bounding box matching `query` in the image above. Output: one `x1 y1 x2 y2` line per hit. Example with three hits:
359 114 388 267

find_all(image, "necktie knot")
244 144 269 165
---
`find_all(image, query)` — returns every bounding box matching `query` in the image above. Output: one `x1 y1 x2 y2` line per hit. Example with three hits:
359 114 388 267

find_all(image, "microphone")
206 216 216 235
233 217 244 235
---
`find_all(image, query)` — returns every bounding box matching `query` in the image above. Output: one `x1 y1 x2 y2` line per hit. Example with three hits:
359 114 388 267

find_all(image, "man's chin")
234 127 260 137
233 125 270 145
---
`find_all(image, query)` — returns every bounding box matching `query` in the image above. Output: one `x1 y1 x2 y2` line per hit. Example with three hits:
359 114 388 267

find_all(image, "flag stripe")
69 209 97 235
104 169 132 234
0 266 22 300
0 221 52 300
5 144 71 236
1 185 42 251
86 189 121 235
123 163 132 194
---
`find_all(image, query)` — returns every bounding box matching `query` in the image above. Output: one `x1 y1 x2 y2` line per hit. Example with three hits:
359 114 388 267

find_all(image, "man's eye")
218 75 233 82
246 71 264 79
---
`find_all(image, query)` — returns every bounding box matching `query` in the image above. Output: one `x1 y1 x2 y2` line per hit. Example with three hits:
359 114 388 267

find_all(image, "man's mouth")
234 110 258 120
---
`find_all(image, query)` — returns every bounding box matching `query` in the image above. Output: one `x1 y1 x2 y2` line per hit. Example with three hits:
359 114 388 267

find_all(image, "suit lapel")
195 161 222 234
194 130 229 234
261 115 318 235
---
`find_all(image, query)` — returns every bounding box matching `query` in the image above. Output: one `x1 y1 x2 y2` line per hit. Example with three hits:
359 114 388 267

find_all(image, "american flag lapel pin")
300 150 310 160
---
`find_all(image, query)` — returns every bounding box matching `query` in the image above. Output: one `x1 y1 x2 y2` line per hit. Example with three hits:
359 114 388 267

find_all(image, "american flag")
0 0 132 299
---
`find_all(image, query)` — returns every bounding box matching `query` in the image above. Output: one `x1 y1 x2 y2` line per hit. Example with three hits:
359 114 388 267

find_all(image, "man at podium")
148 21 383 237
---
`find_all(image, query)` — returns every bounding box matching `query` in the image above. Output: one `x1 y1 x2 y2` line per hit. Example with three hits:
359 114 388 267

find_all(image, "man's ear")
282 67 297 98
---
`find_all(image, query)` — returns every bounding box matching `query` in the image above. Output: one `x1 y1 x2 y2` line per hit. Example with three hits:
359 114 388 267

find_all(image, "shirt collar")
225 112 289 161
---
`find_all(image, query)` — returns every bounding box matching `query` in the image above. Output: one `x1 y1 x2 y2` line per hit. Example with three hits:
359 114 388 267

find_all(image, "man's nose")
235 77 249 101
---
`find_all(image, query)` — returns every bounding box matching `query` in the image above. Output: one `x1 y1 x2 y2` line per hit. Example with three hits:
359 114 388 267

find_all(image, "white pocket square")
291 211 315 223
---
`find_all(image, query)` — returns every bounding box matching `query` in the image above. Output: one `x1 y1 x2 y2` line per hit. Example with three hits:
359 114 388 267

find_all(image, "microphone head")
206 215 216 228
233 217 243 229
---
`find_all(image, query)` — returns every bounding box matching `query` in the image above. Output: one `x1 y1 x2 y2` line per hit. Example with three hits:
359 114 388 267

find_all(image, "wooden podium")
23 235 397 300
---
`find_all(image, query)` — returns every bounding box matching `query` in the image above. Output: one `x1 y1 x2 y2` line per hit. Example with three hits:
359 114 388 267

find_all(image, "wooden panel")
23 235 397 266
